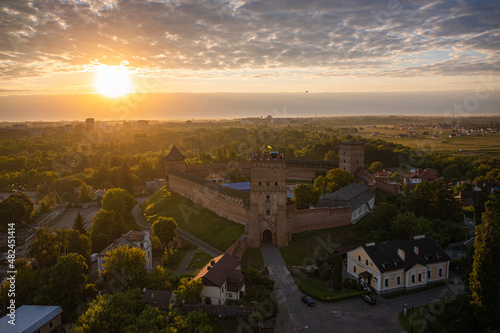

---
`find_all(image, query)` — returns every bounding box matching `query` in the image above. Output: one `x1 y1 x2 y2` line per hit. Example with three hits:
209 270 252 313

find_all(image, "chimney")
398 249 405 260
414 246 419 255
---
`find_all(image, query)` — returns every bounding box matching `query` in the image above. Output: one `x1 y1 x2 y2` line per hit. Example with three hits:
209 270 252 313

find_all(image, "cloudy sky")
0 0 499 119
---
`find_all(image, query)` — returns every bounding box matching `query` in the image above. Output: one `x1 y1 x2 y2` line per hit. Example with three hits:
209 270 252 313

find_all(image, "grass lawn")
279 224 368 266
398 301 448 332
187 250 213 270
297 278 368 302
164 249 187 271
242 247 265 269
141 186 244 252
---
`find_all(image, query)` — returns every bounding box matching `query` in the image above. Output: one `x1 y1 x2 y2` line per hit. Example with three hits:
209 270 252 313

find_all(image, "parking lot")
50 206 101 230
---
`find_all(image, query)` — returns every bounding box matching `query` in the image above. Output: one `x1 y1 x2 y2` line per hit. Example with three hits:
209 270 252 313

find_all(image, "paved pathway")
174 248 199 275
176 228 223 257
132 196 151 230
260 243 403 333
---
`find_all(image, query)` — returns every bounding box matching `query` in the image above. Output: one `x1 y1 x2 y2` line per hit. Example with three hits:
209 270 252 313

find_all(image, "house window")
411 275 415 283
439 268 443 277
358 255 361 261
418 273 422 282
275 182 278 186
266 209 270 215
365 260 368 265
397 276 401 285
428 271 431 279
140 242 144 248
266 195 270 200
228 293 232 297
353 265 356 273
385 279 389 287
259 181 262 186
49 321 54 328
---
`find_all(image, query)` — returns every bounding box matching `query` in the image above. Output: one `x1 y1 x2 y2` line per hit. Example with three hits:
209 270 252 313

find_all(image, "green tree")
413 180 461 221
101 188 136 217
36 253 88 320
117 162 135 194
469 200 500 328
101 245 148 289
152 217 178 246
368 161 383 173
313 168 355 196
28 227 59 268
333 254 342 290
225 168 248 182
0 264 40 306
60 228 92 264
78 184 94 203
0 192 34 231
292 184 319 209
174 277 203 304
73 211 89 236
90 209 128 252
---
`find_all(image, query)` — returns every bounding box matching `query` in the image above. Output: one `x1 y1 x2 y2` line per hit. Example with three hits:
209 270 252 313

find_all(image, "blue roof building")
0 305 62 333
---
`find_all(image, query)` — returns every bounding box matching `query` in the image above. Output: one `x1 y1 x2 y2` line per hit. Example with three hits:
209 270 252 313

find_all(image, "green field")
187 250 213 270
357 127 500 157
141 186 244 251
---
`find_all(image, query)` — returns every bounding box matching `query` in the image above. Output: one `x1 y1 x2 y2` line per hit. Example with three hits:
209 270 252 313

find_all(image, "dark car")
301 296 315 306
361 294 376 305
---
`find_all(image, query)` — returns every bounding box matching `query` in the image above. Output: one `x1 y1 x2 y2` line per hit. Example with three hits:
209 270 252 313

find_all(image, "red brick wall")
287 205 352 233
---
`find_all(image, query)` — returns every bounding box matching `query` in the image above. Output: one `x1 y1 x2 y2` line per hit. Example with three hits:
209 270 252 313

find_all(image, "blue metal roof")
222 182 251 192
0 305 62 333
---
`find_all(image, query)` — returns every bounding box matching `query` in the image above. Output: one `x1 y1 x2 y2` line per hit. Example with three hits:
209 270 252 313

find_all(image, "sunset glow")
94 66 133 98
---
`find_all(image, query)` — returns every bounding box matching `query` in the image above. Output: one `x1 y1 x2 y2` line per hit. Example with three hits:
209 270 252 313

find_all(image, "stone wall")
167 172 250 225
287 204 352 234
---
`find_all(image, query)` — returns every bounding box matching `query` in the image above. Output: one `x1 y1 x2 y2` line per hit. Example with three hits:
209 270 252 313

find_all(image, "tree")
368 161 383 173
101 188 136 217
152 217 178 246
28 227 59 268
78 184 94 203
60 229 92 264
333 254 342 290
90 209 128 253
292 184 319 209
117 162 135 194
36 253 88 320
73 211 89 236
413 180 461 221
313 168 355 196
101 245 148 289
225 168 248 182
469 200 500 328
174 277 203 304
0 192 34 231
1 264 40 306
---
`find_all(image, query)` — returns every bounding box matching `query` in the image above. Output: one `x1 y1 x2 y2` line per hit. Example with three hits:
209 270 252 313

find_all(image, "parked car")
301 296 315 306
361 294 376 305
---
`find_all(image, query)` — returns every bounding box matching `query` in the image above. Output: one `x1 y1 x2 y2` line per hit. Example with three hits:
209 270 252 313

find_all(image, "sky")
0 0 499 120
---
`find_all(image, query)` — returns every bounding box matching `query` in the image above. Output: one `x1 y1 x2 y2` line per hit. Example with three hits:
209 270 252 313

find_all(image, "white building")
194 253 245 305
97 230 153 279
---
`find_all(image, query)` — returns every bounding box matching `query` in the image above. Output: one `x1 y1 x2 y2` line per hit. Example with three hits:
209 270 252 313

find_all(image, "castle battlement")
251 151 286 162
340 142 364 146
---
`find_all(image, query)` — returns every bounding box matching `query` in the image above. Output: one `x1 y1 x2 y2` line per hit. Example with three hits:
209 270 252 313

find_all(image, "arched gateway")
262 229 272 243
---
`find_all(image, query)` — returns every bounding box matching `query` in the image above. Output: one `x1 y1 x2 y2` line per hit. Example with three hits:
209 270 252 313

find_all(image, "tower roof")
165 145 186 161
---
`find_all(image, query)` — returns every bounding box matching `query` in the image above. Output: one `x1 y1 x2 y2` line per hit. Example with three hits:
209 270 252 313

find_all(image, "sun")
94 66 133 98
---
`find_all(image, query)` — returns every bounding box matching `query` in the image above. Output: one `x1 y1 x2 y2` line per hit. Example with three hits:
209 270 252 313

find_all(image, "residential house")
205 171 225 184
445 237 474 260
142 289 174 310
316 182 375 223
0 305 62 333
194 253 245 305
405 168 440 186
347 236 450 294
97 230 153 279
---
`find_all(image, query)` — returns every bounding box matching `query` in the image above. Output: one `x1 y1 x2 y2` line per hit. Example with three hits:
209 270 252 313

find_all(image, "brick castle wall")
167 172 250 225
287 204 352 233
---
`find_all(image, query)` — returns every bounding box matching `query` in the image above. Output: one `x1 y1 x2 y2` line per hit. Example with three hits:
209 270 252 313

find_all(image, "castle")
165 142 370 248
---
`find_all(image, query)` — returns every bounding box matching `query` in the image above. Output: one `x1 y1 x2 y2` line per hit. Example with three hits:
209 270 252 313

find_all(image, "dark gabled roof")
316 182 374 210
142 290 172 307
165 145 186 161
362 236 450 273
167 169 250 205
445 237 475 254
194 253 241 287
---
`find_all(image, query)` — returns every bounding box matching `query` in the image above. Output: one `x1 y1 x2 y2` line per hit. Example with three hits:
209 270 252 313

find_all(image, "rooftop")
0 305 62 333
316 182 375 211
194 253 241 287
165 145 186 161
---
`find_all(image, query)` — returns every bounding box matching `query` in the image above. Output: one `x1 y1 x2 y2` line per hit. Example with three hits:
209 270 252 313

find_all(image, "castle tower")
247 152 289 247
164 145 186 175
339 142 364 175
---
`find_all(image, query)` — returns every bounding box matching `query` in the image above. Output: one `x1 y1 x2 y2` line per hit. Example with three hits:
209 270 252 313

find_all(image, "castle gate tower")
164 144 186 175
339 142 364 175
247 152 289 247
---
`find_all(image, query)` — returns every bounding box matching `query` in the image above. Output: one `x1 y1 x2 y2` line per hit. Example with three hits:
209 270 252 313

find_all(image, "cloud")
0 0 498 82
